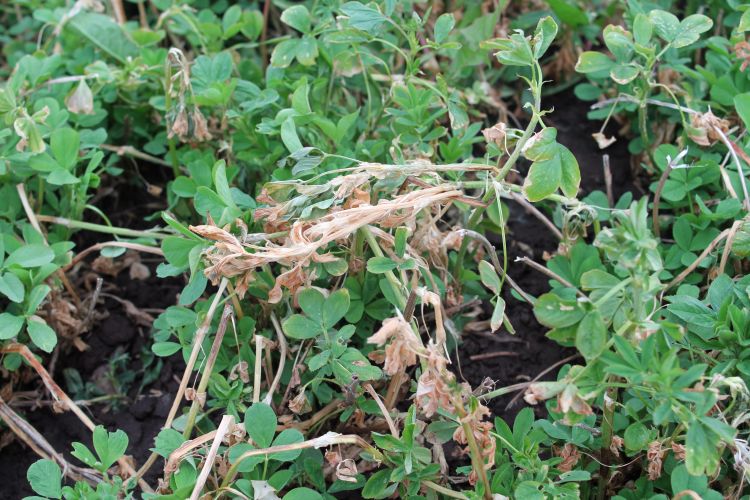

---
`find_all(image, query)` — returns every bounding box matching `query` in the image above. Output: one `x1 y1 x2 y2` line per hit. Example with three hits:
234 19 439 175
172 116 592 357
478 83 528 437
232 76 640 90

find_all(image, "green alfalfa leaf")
603 25 633 61
5 244 54 268
649 10 680 43
672 14 713 48
610 64 639 84
686 421 721 475
244 403 277 448
93 426 128 471
212 160 238 210
50 127 80 170
367 256 398 274
66 12 138 63
281 116 303 154
547 0 587 27
27 318 57 353
532 16 558 58
0 313 24 340
323 289 350 328
280 5 311 33
734 93 750 131
523 127 558 161
434 13 455 44
27 459 62 499
633 14 653 45
152 341 182 357
740 9 750 33
623 422 650 451
282 314 322 339
490 297 506 332
523 154 562 202
558 144 581 197
0 272 24 302
271 39 298 68
284 488 324 500
269 429 305 461
575 51 614 74
534 291 585 328
478 260 502 295
575 310 607 360
394 227 408 258
340 2 389 34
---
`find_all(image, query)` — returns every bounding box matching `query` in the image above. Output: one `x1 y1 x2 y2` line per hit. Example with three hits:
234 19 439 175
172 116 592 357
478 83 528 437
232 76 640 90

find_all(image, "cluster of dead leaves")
192 184 464 302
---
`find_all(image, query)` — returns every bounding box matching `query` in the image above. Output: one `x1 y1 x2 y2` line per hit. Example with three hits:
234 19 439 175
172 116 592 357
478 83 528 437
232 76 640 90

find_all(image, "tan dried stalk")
264 313 289 406
183 303 234 438
189 415 234 500
134 278 228 483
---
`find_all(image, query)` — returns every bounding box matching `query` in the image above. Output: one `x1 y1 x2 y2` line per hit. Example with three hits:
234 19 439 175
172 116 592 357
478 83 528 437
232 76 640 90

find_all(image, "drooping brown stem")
0 397 101 484
62 241 164 273
183 304 234 438
16 184 82 310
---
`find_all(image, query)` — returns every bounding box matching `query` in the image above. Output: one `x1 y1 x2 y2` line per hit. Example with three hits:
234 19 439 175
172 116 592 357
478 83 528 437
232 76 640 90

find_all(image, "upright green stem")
451 98 541 282
452 395 492 500
36 215 171 240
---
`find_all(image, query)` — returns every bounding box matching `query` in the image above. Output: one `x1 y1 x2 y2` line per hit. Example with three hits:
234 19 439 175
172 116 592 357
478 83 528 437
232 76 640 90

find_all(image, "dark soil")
453 90 634 423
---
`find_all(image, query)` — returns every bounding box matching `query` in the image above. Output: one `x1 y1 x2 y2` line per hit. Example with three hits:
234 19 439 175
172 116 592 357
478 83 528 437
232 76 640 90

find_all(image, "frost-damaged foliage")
0 0 750 499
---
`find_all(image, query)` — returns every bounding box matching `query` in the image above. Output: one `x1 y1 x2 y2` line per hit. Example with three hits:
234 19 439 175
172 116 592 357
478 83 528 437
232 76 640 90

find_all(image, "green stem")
451 66 544 282
36 215 171 240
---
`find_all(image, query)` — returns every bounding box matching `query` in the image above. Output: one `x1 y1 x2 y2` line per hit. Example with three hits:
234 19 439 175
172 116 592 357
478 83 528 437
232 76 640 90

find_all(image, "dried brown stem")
189 415 234 500
469 351 519 361
718 219 743 276
508 191 563 240
63 241 164 272
652 161 673 239
16 184 82 309
0 397 101 484
183 304 233 438
666 229 730 290
364 383 398 438
603 154 614 208
504 353 582 410
134 278 228 483
515 256 585 297
264 313 289 406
